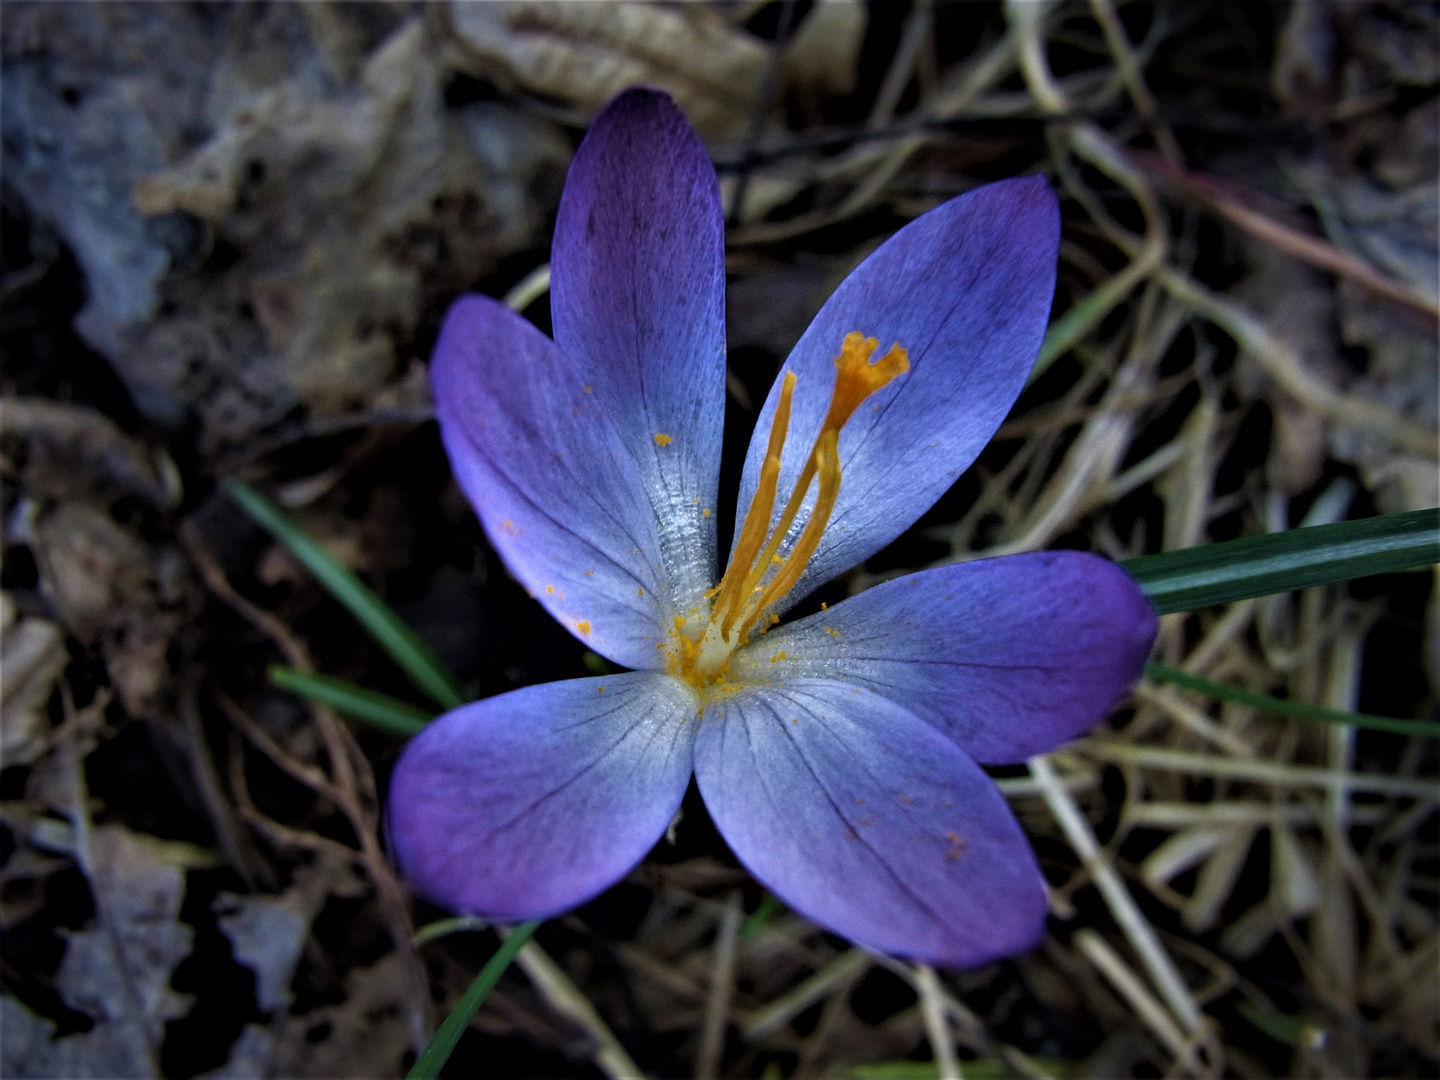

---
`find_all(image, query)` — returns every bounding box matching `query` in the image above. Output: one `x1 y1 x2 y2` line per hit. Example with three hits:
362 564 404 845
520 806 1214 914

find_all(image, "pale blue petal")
695 679 1047 967
389 673 698 921
731 552 1155 763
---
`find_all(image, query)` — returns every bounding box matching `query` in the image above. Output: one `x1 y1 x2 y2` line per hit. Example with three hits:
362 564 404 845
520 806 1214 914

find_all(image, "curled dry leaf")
30 503 183 716
783 0 868 101
2 827 194 1080
0 592 67 767
1 398 180 511
214 855 351 1015
271 952 414 1080
3 4 567 453
442 1 770 138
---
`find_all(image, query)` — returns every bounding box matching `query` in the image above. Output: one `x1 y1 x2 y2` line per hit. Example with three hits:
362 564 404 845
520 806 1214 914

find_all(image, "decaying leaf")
3 4 568 453
784 0 867 100
215 855 348 1014
442 1 770 138
29 503 183 716
1 826 194 1079
0 592 67 766
271 952 413 1079
1 398 180 511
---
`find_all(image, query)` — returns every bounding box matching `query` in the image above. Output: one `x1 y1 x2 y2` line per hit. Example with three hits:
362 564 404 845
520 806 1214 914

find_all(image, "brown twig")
180 520 432 1050
1127 148 1440 325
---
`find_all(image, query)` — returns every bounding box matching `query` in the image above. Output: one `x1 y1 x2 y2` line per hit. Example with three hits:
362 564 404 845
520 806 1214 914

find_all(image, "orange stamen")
711 331 908 644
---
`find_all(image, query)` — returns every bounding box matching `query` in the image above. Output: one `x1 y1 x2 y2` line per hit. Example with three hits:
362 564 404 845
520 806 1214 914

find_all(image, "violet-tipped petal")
431 295 675 669
733 177 1060 611
552 88 727 612
389 673 697 922
736 551 1157 764
695 679 1048 967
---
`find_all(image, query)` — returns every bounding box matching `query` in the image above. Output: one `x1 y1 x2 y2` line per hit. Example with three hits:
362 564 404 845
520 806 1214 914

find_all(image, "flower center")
671 331 908 686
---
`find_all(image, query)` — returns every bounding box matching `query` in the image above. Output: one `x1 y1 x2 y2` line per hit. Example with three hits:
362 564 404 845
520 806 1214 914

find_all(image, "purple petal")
696 679 1047 967
732 178 1059 608
389 673 697 921
734 552 1156 764
433 295 690 669
551 89 727 612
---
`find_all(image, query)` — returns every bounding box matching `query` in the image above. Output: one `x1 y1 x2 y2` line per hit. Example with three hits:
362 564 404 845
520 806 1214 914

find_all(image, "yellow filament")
711 331 908 645
710 372 796 629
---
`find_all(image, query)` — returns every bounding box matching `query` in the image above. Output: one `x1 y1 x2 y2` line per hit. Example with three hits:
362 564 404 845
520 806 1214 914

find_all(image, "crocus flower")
389 89 1156 967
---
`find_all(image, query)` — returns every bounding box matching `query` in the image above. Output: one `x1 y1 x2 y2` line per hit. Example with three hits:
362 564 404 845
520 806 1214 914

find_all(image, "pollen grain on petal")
653 432 673 446
576 620 592 635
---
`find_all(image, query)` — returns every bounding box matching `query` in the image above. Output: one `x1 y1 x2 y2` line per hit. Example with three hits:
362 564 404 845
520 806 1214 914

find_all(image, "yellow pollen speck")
791 717 799 724
654 433 672 446
820 602 828 610
545 585 555 594
585 569 595 576
823 626 839 638
693 498 700 504
596 686 605 694
702 508 711 517
501 519 519 535
637 587 644 596
583 385 592 393
576 621 591 635
769 651 788 663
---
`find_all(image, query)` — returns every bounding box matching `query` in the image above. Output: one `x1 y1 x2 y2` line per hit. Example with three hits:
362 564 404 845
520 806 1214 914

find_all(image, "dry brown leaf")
0 593 67 766
271 952 413 1079
215 855 351 1014
30 503 183 716
443 1 771 138
5 5 566 452
784 0 868 99
1 398 180 510
1 827 195 1079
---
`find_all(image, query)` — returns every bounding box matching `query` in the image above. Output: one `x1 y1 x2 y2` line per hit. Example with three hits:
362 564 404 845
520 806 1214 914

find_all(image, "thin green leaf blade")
408 921 540 1080
1144 662 1440 737
267 666 433 737
225 478 467 710
739 893 785 940
1122 508 1439 614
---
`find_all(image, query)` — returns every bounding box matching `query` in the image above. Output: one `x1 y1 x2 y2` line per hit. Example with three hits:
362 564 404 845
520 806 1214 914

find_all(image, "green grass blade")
739 893 785 940
1235 1000 1328 1050
267 666 433 737
407 921 540 1080
1121 508 1439 614
1145 662 1440 737
225 478 467 710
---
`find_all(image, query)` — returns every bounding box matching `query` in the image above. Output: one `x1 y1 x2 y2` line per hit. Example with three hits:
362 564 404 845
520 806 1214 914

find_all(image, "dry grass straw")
655 2 1437 1077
